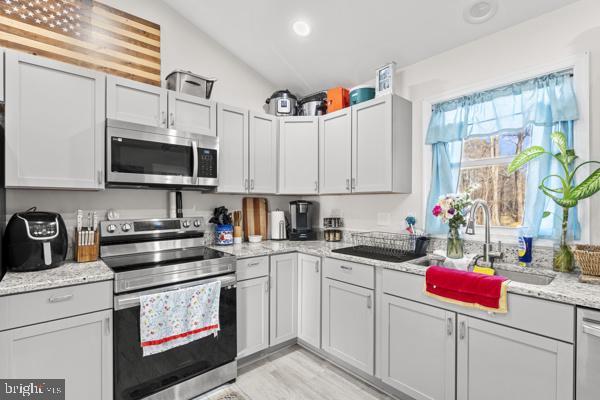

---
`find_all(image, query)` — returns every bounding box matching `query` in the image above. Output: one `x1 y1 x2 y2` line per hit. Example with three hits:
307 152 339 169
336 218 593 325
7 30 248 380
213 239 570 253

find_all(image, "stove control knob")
122 223 132 232
193 219 201 227
106 224 117 233
182 220 191 228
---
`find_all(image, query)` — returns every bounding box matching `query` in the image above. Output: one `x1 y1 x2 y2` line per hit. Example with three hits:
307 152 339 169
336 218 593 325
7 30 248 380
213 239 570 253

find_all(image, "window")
458 129 530 228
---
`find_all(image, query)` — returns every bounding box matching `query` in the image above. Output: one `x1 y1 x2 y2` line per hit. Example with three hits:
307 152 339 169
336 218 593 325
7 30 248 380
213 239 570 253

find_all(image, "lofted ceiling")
164 0 579 96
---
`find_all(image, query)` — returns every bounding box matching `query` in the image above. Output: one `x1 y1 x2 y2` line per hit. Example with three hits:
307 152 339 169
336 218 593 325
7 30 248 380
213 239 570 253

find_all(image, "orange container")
326 87 349 113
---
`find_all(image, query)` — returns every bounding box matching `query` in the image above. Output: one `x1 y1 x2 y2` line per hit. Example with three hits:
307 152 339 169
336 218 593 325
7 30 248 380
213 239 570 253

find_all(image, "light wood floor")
200 345 394 400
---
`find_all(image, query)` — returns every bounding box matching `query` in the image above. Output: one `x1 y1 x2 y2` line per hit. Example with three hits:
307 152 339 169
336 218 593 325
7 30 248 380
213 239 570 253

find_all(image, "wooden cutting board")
242 197 269 241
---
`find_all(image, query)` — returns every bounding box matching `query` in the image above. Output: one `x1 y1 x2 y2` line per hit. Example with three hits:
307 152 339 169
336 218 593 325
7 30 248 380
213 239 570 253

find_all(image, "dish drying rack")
351 231 429 257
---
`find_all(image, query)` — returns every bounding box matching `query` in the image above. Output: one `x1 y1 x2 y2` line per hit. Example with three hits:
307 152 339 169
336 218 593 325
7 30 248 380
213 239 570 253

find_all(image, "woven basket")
573 245 600 276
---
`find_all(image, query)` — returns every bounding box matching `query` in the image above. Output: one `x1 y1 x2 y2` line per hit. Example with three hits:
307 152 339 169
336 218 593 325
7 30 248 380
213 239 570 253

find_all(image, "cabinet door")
237 276 269 358
5 51 105 189
0 310 113 400
351 95 392 192
297 254 321 348
168 91 216 136
270 253 298 346
0 49 4 102
457 315 573 400
278 117 319 194
249 112 278 194
319 108 352 194
381 295 455 400
322 278 374 374
217 104 249 193
106 75 167 127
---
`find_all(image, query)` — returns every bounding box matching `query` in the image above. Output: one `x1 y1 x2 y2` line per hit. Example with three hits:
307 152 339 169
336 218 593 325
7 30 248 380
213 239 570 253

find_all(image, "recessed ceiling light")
463 0 498 24
292 20 311 37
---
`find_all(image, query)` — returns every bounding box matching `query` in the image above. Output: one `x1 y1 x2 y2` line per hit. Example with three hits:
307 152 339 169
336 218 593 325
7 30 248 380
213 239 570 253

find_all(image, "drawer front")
0 280 113 331
323 257 375 289
382 269 574 343
237 256 269 281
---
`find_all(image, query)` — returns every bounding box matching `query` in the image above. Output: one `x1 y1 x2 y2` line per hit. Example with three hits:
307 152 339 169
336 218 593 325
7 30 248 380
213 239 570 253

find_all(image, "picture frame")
375 62 396 97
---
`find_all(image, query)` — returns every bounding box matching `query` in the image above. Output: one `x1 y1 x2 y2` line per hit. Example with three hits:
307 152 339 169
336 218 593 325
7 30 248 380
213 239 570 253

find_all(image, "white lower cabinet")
381 294 455 400
457 315 573 400
0 309 113 400
322 277 374 374
237 276 270 358
270 253 298 346
297 254 321 348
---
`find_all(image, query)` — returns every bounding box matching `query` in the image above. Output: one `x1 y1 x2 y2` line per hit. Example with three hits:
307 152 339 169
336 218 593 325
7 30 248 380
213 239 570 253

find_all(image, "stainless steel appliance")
106 119 219 190
289 200 315 241
4 209 68 271
100 217 237 400
265 90 298 116
577 307 600 400
298 91 327 116
269 210 287 240
165 70 217 99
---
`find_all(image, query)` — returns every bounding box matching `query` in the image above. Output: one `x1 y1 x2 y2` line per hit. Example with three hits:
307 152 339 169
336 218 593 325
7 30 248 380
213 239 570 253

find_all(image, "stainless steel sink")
494 267 555 286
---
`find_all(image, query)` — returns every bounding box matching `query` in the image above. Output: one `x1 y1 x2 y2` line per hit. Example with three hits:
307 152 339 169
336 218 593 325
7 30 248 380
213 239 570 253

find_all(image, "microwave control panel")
198 148 217 178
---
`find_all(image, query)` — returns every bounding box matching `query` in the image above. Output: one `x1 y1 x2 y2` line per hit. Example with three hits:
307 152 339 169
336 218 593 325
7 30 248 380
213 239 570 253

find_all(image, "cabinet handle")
582 319 600 338
351 178 356 189
459 320 466 340
447 317 454 336
48 294 73 303
340 265 352 271
97 170 103 185
248 262 260 267
170 112 175 127
346 178 350 191
251 179 255 190
314 181 318 192
161 111 167 126
265 279 269 293
244 178 249 191
315 262 319 273
366 295 372 309
104 317 111 336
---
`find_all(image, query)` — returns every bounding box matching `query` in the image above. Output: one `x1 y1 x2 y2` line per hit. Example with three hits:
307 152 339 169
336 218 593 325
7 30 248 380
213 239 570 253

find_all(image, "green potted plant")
507 131 600 272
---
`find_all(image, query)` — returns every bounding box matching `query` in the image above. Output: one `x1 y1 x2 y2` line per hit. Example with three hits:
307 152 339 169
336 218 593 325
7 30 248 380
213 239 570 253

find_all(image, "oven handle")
114 274 236 311
191 140 199 184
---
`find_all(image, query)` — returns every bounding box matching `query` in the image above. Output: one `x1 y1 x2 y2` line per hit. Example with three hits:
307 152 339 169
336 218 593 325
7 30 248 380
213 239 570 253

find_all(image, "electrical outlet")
377 212 391 226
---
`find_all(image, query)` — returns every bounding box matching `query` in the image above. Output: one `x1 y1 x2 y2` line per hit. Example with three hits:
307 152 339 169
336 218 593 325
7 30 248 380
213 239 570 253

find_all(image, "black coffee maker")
289 201 316 241
4 209 68 271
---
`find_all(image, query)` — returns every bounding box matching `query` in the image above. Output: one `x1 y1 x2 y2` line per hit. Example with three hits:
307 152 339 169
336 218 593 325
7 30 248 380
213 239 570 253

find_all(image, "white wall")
311 0 600 243
6 0 288 230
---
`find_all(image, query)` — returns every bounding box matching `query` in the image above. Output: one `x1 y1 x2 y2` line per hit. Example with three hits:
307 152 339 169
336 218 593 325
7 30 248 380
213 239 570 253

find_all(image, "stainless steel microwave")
106 119 219 189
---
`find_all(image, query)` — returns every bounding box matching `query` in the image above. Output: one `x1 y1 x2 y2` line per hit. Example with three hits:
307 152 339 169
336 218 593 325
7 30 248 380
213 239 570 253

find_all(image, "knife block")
75 229 99 263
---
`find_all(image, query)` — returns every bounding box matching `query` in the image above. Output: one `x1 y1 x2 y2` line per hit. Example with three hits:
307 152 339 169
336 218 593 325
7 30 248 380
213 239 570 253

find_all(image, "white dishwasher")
577 307 600 400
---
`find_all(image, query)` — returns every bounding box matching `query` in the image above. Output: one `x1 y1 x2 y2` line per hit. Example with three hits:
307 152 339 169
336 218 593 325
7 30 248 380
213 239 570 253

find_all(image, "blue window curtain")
425 71 579 238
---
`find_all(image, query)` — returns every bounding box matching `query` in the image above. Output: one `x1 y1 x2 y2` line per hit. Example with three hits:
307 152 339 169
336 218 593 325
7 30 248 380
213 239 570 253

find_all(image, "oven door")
113 274 236 400
106 119 218 188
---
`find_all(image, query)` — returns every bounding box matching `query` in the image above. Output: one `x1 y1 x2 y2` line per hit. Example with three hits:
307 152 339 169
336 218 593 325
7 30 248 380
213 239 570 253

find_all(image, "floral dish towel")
140 280 221 356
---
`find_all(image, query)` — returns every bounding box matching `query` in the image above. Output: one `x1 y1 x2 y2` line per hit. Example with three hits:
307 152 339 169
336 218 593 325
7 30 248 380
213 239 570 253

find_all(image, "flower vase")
553 207 575 273
447 226 464 259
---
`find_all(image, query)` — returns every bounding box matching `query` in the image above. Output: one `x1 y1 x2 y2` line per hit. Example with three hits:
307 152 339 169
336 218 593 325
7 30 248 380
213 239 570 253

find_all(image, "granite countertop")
0 260 114 297
211 240 600 310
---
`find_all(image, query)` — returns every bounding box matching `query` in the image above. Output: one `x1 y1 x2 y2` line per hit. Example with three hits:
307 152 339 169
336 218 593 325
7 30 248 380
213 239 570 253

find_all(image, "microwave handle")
191 140 199 183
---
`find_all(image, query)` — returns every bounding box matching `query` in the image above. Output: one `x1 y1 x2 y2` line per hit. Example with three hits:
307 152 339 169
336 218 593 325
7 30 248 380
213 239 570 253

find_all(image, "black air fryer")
5 210 68 272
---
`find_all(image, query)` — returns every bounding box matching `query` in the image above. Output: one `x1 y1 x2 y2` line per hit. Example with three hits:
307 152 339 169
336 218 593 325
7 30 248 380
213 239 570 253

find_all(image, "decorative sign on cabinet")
5 51 105 190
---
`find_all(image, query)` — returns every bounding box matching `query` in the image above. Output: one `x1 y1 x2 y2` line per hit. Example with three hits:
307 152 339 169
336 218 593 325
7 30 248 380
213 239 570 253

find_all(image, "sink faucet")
465 199 503 264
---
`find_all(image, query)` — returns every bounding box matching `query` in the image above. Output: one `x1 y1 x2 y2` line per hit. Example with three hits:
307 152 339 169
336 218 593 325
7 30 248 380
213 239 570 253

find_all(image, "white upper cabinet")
249 112 278 194
381 295 456 400
297 254 321 349
351 94 412 193
168 91 216 136
217 104 249 193
319 108 352 194
457 315 573 400
5 51 105 189
0 49 4 102
106 75 167 127
279 117 319 195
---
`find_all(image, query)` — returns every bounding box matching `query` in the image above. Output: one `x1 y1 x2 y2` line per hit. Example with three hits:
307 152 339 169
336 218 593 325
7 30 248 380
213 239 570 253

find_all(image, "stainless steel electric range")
100 217 237 400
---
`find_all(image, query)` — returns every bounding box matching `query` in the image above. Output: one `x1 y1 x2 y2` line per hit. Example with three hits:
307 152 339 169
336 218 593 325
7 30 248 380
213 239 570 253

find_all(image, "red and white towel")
139 281 221 356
